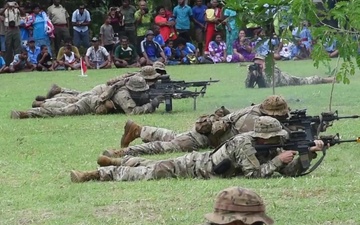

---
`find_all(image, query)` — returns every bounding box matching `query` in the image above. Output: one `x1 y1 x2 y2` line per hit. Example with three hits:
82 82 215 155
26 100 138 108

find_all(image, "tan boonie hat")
153 61 166 72
125 75 149 92
259 95 289 116
205 186 274 225
248 116 288 139
140 66 161 80
254 54 265 61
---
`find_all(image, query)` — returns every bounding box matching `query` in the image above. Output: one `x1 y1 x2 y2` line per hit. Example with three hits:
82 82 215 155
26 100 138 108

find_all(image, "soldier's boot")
97 155 124 167
32 100 44 108
35 96 46 101
70 170 100 183
46 84 62 99
322 77 337 83
10 111 29 119
120 120 142 147
102 149 127 158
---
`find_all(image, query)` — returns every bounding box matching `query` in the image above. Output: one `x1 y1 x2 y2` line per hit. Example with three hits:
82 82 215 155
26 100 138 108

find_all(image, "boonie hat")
259 95 289 116
248 116 288 139
205 186 274 225
125 75 149 92
153 61 166 72
140 66 161 80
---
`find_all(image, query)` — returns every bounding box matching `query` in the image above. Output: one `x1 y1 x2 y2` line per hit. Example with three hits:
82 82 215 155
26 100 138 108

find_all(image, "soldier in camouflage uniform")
70 116 325 182
10 76 162 119
101 95 289 158
245 55 334 88
203 186 274 225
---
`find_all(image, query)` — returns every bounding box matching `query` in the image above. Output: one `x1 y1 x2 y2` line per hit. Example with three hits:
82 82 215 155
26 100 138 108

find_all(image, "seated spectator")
26 38 41 66
37 45 57 71
61 44 81 70
153 24 165 48
57 37 80 62
232 29 255 62
324 39 338 58
85 37 112 69
174 38 199 64
164 39 180 65
292 21 312 59
252 29 281 60
140 30 167 65
114 36 145 68
208 33 228 63
0 51 7 73
100 15 115 54
277 39 297 60
5 49 36 73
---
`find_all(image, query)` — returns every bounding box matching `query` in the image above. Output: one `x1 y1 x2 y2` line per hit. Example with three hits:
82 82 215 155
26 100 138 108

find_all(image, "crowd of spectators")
0 0 340 74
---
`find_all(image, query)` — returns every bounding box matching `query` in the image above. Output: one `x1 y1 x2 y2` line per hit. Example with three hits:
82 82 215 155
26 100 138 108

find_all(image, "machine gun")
149 88 206 112
154 76 220 95
254 131 360 176
279 109 359 139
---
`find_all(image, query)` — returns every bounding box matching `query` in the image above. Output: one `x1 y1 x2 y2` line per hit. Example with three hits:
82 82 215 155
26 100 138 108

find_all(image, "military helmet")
259 95 289 116
248 116 288 139
140 66 161 80
205 186 274 225
125 75 149 92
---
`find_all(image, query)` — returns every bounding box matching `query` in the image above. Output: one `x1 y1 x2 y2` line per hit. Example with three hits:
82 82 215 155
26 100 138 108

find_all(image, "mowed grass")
1 60 360 225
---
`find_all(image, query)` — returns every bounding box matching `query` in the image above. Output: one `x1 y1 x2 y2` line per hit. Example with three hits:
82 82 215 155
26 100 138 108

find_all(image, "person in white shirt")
84 37 112 69
71 4 91 48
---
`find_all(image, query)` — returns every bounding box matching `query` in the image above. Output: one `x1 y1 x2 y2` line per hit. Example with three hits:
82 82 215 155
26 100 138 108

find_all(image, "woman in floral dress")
208 34 227 63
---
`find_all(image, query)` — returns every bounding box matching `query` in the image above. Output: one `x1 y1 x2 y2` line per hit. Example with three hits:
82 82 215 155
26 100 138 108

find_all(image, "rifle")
279 109 359 139
154 77 220 95
255 131 360 176
149 88 206 112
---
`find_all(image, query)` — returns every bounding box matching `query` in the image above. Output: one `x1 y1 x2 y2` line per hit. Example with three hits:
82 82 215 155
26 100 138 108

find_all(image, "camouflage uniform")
79 116 316 182
267 67 325 87
204 186 274 225
117 95 289 156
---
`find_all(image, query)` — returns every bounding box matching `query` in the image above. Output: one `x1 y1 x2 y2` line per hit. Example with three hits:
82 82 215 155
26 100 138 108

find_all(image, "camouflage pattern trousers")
124 126 210 156
98 151 214 181
270 67 325 87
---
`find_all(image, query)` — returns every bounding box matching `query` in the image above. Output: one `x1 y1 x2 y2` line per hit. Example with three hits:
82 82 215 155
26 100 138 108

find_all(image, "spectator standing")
140 30 166 65
173 0 193 43
84 37 111 69
154 6 177 43
71 4 91 49
134 0 151 55
0 9 6 53
192 0 207 55
119 0 137 49
223 8 238 55
0 2 22 66
204 0 222 53
47 0 70 53
26 37 41 65
19 6 29 48
100 16 115 54
108 7 124 38
37 44 57 71
114 36 144 68
26 4 53 56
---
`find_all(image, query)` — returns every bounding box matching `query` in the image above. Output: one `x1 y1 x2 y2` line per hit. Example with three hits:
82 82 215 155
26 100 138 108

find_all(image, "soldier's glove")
151 96 164 108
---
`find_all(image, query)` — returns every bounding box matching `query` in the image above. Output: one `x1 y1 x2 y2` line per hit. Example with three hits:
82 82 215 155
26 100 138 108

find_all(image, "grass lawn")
1 60 360 225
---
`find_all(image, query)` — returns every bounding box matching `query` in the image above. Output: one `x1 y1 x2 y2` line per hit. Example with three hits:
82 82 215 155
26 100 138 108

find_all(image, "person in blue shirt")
153 24 165 48
173 0 193 43
5 49 36 73
324 39 338 58
174 37 199 64
71 4 91 49
19 7 29 48
140 30 167 65
0 51 8 73
164 39 180 65
26 38 41 65
192 0 207 54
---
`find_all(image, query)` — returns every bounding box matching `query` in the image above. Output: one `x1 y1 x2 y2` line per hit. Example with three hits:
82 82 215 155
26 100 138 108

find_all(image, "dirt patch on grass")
17 210 55 225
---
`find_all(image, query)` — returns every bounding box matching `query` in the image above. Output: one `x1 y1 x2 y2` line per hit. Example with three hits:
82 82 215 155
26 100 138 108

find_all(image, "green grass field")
1 60 360 225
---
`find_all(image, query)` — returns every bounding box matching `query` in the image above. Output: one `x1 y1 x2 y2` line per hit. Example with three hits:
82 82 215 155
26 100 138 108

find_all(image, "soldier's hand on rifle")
151 96 164 108
278 151 297 164
309 140 326 152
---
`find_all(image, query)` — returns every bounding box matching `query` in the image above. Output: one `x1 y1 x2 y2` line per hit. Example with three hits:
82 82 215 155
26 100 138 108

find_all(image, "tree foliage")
225 0 360 85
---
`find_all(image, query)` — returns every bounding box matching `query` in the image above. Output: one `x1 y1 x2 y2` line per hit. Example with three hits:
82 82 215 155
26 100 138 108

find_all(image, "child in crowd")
100 16 115 54
153 24 165 48
5 49 36 73
37 45 57 71
163 39 180 65
175 38 200 64
0 51 7 73
61 45 80 70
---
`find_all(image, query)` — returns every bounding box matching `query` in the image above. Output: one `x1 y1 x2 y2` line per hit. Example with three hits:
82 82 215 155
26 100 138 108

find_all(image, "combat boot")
120 120 142 147
10 111 29 119
32 100 44 108
70 170 100 183
35 96 46 101
102 149 126 158
46 84 62 99
322 77 338 83
97 155 124 166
